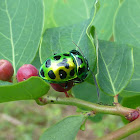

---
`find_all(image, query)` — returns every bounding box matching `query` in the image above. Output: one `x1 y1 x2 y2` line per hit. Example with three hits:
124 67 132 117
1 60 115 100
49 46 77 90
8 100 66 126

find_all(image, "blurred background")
0 88 140 140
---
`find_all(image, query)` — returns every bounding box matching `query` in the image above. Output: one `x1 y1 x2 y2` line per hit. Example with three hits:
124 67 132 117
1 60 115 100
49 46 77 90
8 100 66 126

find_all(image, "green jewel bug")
39 50 89 84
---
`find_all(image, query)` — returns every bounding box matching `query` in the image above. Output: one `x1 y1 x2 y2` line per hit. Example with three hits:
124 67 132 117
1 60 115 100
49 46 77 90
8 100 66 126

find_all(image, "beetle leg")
64 91 69 97
64 82 68 89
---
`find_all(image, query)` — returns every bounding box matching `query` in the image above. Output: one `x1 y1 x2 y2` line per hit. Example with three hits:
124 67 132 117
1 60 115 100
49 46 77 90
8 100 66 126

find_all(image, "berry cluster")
0 59 38 82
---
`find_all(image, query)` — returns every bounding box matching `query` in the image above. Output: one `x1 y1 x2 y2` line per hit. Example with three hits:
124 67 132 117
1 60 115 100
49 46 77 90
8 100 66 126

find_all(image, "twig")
97 117 140 140
36 96 135 117
35 96 140 139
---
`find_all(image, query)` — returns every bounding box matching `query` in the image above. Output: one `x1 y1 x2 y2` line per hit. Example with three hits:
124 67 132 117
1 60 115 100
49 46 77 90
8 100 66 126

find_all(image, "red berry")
126 111 140 122
17 64 38 82
50 81 74 92
0 59 14 81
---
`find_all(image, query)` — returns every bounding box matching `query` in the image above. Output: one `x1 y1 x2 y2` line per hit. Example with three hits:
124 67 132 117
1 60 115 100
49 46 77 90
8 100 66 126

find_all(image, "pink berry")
17 64 38 82
50 81 74 92
0 59 14 81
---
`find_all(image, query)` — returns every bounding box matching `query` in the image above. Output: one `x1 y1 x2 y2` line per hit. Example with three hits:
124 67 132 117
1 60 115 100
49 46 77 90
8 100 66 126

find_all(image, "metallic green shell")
39 52 77 83
39 50 89 84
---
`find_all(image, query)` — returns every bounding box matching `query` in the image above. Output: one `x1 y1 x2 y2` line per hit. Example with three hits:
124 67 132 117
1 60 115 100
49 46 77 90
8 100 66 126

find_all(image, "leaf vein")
5 0 16 73
99 48 116 94
0 32 10 40
76 24 87 49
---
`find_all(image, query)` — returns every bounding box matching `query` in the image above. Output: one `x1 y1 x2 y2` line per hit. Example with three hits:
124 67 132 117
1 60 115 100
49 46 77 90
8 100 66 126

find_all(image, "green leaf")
31 49 41 70
97 40 134 96
114 0 140 47
120 46 140 97
93 0 119 40
73 82 98 103
0 80 12 86
114 0 140 97
89 113 103 123
0 77 50 103
121 95 140 109
40 115 85 140
43 0 95 30
0 0 44 74
72 82 114 105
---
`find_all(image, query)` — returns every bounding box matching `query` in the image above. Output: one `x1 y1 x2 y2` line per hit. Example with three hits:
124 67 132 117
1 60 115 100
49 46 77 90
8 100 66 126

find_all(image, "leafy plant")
0 0 140 139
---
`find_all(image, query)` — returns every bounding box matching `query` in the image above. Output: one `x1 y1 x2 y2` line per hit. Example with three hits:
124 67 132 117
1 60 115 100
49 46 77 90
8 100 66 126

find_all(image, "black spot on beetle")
59 69 67 79
71 50 80 55
40 69 45 77
45 59 51 68
63 53 70 56
76 57 83 66
78 66 85 75
48 70 56 79
70 69 75 76
54 55 61 60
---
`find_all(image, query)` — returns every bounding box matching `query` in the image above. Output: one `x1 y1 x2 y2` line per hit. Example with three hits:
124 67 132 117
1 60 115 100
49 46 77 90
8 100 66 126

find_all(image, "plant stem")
12 75 17 84
64 91 69 97
114 94 118 103
97 117 140 140
36 96 135 117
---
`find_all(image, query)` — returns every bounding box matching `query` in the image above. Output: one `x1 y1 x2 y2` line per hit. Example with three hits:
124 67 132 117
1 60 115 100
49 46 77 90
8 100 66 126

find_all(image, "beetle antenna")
72 41 85 57
90 70 100 100
72 41 100 100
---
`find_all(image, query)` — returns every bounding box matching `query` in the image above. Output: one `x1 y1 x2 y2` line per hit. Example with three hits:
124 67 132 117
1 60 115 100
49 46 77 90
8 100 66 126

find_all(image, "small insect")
39 50 89 84
39 48 89 96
